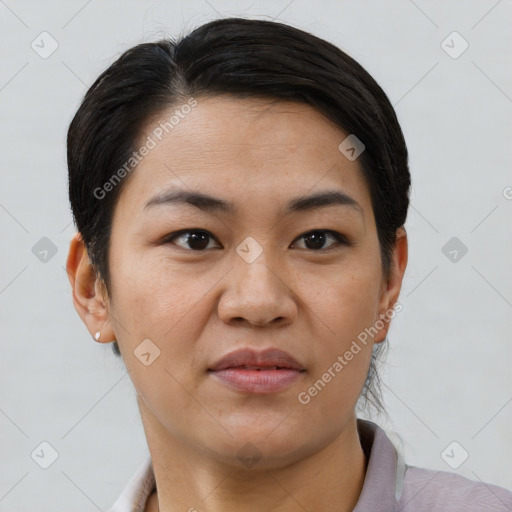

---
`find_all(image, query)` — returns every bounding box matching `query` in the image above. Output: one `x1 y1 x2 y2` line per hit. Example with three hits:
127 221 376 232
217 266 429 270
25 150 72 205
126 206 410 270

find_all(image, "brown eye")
163 229 220 251
292 230 350 251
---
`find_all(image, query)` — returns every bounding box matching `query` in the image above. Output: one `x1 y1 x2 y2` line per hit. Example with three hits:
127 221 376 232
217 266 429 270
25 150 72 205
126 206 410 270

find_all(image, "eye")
162 229 351 252
291 230 351 252
163 229 220 251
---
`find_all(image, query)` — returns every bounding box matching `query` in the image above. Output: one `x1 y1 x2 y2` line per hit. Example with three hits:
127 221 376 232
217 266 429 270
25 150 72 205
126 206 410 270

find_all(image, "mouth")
226 366 289 370
208 347 305 394
209 347 305 372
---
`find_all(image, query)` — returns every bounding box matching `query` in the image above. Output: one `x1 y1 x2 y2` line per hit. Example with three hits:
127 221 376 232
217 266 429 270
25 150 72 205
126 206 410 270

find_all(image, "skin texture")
67 95 408 512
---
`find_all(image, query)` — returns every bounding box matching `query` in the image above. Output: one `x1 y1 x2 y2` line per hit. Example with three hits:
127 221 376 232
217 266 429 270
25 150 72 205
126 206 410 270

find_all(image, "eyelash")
161 229 352 253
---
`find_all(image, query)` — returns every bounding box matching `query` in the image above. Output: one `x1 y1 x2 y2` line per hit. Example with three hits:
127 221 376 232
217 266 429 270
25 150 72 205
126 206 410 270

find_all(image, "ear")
66 232 116 344
373 227 408 343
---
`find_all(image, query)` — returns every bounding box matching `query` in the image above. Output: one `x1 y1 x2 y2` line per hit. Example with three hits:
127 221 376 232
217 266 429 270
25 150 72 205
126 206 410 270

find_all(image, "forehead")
115 95 372 221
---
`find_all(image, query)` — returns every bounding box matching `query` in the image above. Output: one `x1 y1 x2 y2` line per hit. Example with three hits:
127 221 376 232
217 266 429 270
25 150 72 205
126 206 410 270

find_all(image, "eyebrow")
143 188 363 216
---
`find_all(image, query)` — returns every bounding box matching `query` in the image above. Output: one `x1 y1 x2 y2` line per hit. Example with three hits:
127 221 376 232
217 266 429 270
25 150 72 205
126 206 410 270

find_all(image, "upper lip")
209 347 305 371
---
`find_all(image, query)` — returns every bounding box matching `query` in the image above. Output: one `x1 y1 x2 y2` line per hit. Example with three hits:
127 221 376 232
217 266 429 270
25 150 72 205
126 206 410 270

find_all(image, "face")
72 95 406 469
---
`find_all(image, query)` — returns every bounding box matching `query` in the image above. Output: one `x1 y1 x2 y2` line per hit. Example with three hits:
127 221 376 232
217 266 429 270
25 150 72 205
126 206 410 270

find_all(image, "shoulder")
398 464 512 512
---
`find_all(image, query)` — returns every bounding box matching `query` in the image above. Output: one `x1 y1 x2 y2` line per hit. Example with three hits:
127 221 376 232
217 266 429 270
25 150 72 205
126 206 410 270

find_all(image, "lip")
209 347 305 372
208 347 305 394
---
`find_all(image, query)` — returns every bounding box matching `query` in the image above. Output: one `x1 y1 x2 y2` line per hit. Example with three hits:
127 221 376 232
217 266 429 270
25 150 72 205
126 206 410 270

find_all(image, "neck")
139 399 367 512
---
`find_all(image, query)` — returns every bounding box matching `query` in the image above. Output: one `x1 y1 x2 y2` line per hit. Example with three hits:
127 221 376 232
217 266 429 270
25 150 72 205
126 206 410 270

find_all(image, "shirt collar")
353 418 406 512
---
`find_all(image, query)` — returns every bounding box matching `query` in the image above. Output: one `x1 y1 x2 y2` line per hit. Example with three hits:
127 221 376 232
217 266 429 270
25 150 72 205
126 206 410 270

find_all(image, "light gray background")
1 0 511 510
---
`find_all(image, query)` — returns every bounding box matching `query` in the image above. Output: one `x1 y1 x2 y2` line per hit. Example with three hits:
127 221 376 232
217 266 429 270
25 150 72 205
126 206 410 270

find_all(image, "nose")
217 249 298 327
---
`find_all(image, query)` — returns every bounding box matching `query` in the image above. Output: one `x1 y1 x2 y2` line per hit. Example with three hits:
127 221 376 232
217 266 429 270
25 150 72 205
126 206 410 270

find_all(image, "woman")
65 17 512 512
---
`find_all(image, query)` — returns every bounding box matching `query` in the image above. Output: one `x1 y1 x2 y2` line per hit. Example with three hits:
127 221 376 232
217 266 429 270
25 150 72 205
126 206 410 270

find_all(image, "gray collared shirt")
108 419 512 511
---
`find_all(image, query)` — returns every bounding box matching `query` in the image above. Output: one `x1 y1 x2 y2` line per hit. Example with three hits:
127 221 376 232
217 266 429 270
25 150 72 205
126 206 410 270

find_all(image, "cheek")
303 259 382 338
110 252 209 337
298 275 376 422
110 261 210 425
297 254 382 391
108 253 223 403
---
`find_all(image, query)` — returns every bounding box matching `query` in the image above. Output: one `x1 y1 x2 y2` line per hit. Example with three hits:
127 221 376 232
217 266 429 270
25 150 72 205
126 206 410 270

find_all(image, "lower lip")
209 369 304 393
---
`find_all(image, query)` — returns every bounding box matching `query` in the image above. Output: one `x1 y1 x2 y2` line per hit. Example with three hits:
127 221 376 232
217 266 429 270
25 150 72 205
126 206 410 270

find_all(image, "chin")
197 426 313 470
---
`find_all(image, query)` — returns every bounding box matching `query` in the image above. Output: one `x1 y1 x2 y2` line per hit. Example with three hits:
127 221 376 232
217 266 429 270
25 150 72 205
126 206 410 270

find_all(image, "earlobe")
66 232 116 343
374 227 408 343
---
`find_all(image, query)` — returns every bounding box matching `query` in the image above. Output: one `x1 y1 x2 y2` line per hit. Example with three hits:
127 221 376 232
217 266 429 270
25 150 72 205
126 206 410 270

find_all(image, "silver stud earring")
94 331 101 341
